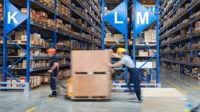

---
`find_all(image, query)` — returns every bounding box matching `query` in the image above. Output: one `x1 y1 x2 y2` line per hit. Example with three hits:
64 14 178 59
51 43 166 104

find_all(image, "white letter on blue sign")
8 12 18 24
114 11 123 24
136 12 149 24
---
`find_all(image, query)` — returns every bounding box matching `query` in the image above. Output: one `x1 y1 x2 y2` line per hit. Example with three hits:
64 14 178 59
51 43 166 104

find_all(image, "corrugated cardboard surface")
71 75 111 97
71 50 111 73
70 50 111 98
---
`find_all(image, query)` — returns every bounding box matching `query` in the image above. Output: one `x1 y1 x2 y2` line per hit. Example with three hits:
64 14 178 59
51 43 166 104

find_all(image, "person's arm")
112 53 121 59
109 61 123 68
48 62 59 73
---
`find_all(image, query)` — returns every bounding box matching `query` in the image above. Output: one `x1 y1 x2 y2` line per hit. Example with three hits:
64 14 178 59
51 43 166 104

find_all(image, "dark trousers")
50 73 57 95
127 68 141 101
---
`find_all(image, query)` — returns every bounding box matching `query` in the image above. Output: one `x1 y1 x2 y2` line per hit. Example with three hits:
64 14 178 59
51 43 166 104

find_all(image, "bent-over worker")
47 48 59 97
108 48 142 103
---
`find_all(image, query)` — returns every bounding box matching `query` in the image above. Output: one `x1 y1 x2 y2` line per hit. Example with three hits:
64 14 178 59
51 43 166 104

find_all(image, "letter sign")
4 1 27 34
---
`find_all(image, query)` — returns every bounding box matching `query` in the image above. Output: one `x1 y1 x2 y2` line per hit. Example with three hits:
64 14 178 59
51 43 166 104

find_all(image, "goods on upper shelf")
0 3 3 21
144 30 156 43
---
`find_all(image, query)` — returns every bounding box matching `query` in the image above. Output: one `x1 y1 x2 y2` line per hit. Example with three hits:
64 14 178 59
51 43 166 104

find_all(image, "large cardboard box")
71 74 111 97
69 50 111 99
71 50 111 73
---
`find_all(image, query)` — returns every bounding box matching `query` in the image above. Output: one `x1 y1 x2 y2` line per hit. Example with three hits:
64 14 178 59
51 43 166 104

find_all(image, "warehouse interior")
0 0 200 112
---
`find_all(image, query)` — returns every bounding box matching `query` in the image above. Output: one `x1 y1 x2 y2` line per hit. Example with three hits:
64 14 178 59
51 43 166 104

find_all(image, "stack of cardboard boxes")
57 0 70 18
38 0 54 9
0 3 3 21
194 21 200 33
138 50 156 57
67 51 111 100
105 33 126 44
144 30 156 43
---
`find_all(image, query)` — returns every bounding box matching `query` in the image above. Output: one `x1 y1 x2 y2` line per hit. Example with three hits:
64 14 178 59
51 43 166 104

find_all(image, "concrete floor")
0 69 200 112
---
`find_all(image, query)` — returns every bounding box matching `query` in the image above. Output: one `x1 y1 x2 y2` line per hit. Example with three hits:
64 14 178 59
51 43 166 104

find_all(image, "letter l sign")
114 11 123 24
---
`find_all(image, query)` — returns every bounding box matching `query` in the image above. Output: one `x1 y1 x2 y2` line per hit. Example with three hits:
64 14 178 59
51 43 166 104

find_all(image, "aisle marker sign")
134 1 158 37
104 1 127 35
5 1 27 34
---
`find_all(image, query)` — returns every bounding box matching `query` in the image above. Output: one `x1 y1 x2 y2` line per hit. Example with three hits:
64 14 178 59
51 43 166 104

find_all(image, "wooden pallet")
13 40 26 44
31 41 41 45
73 71 110 75
138 41 156 45
69 96 110 100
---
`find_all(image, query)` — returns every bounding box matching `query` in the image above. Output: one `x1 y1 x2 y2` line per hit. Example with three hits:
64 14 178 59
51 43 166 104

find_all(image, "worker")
108 48 142 103
47 48 59 97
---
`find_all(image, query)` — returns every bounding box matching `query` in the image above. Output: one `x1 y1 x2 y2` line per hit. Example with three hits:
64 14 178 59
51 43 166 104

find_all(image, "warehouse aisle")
0 70 200 112
0 87 142 112
160 69 200 107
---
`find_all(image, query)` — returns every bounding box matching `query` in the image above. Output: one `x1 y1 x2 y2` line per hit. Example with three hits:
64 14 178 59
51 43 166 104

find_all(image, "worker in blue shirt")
108 48 142 103
47 48 59 97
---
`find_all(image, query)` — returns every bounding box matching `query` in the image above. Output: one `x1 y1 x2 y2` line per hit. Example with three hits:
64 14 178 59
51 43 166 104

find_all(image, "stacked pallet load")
66 51 111 100
0 3 2 21
105 33 131 45
143 30 156 44
160 0 200 80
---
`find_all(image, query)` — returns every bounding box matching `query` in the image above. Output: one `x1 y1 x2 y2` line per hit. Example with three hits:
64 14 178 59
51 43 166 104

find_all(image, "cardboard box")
71 74 111 97
71 51 111 73
114 34 123 41
152 61 156 68
148 50 156 56
69 50 111 99
139 51 148 57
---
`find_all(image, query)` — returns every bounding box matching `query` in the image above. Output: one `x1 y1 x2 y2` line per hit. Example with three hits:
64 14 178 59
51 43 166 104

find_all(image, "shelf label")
104 1 127 35
30 68 33 72
30 57 33 60
4 1 27 34
134 1 157 37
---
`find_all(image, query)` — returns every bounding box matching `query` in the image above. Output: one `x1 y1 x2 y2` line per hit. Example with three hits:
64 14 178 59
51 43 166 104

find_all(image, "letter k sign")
5 1 27 34
8 12 19 24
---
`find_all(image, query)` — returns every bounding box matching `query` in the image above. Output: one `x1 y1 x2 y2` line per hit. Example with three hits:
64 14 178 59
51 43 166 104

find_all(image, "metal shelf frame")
101 0 160 89
1 0 102 91
160 0 200 76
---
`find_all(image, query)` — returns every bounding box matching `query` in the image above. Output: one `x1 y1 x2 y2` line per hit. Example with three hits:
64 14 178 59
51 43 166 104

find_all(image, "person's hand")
107 63 113 67
48 70 53 73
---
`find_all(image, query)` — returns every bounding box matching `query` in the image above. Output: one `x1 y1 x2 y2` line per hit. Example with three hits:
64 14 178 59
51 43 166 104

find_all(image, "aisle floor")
0 69 200 112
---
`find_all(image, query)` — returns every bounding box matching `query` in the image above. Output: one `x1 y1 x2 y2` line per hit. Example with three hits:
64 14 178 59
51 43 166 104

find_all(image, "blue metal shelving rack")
133 0 160 86
160 0 200 77
101 0 161 91
1 0 102 91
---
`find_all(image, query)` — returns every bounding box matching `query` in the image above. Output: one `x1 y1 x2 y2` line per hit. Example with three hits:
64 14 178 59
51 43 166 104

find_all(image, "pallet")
74 71 110 75
138 41 156 45
69 96 110 100
13 40 26 45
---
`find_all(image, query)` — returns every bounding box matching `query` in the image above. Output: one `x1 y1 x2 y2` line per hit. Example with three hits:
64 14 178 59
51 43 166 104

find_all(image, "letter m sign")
134 1 157 37
136 12 149 25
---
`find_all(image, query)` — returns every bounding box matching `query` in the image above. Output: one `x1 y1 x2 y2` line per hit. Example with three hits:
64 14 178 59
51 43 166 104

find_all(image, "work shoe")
138 100 143 103
48 94 57 97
